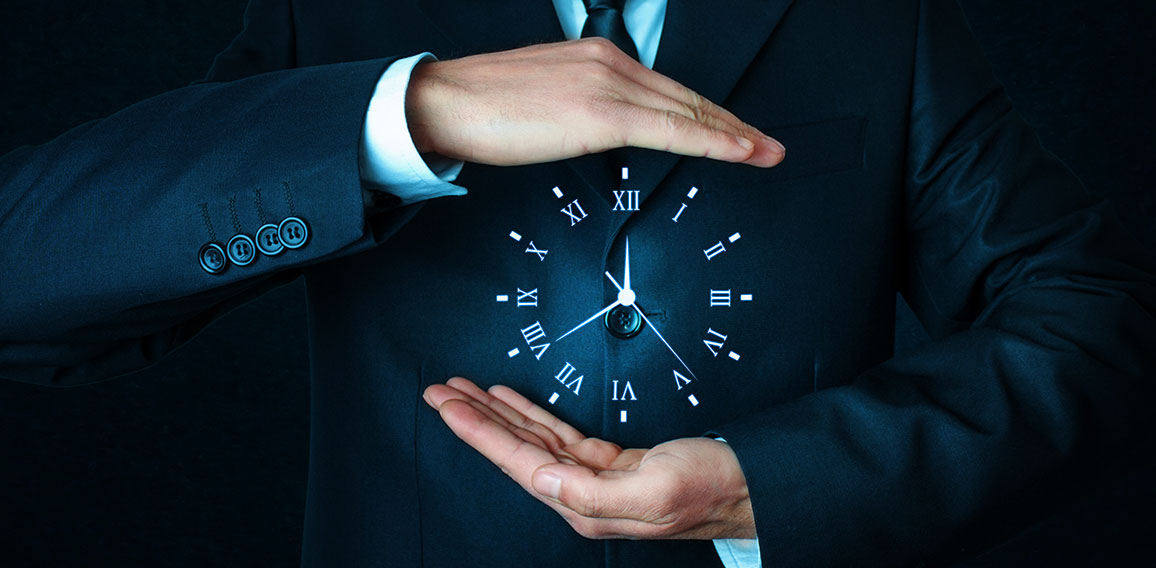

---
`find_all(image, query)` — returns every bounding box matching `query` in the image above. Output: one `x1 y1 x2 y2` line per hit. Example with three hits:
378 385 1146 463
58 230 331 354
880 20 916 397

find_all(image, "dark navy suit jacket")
2 0 1154 566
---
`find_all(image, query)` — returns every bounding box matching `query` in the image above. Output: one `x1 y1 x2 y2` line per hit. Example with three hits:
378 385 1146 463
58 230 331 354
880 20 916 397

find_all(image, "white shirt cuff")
714 536 763 568
711 436 763 568
359 52 466 206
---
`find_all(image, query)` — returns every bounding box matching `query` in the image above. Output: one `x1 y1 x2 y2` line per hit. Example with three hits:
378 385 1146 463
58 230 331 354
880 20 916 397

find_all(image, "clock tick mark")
729 351 741 361
728 232 742 243
548 392 560 405
688 394 700 406
509 230 522 242
507 348 520 358
552 186 564 198
496 295 509 302
620 410 628 423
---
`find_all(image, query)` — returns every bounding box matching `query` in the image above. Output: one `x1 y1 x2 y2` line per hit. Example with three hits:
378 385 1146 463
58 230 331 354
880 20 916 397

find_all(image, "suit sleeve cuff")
359 52 466 206
711 436 764 568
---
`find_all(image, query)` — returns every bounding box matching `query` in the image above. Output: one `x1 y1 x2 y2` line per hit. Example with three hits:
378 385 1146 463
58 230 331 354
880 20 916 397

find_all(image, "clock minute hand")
632 305 697 380
605 271 697 380
555 299 622 342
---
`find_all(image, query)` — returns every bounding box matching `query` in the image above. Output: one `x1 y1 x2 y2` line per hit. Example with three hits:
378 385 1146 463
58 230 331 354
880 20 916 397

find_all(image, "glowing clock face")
493 167 754 426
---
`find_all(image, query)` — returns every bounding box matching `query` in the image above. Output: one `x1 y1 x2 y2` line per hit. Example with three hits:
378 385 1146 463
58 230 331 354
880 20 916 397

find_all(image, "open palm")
423 377 756 540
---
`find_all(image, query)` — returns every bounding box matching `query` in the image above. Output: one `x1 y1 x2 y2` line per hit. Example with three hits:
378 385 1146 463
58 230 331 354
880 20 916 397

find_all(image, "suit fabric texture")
1 0 1154 566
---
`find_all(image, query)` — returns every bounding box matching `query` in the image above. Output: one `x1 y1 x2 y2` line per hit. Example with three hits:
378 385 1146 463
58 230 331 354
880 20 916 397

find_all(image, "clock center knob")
617 288 636 306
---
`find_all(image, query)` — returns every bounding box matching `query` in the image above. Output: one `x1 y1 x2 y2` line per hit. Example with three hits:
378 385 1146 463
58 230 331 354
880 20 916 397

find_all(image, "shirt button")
198 242 228 274
227 234 257 266
278 216 309 249
604 303 643 339
255 223 284 256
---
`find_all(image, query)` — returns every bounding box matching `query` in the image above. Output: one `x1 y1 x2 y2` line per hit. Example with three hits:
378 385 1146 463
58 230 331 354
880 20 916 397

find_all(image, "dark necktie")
581 0 639 61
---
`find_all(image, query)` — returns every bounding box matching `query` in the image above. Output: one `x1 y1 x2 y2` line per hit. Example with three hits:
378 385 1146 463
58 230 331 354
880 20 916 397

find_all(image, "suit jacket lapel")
415 0 565 56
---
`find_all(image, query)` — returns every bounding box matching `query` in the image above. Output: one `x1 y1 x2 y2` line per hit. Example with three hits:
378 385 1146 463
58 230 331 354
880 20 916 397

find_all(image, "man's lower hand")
406 38 785 168
423 377 757 540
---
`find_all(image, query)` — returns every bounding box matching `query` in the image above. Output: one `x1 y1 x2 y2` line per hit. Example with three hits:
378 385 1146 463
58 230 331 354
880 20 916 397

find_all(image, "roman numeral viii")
520 321 551 360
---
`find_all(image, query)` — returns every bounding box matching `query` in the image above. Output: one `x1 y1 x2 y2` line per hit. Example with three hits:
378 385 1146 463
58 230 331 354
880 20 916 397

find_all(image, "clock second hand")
604 272 698 380
555 299 621 342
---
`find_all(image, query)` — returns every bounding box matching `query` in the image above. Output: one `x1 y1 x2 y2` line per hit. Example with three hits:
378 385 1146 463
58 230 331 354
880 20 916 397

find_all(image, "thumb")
532 463 645 519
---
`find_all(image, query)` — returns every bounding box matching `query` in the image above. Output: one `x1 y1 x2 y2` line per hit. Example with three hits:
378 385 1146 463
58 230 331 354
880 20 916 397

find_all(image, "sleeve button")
227 234 257 266
199 242 228 274
278 216 309 249
255 223 284 256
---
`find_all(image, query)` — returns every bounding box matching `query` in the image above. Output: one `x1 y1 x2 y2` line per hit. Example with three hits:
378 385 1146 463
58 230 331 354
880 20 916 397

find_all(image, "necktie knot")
583 0 627 12
580 0 638 61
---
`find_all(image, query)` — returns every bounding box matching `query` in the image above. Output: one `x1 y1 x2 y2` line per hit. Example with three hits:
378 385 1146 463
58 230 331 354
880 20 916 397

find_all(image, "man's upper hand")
405 38 785 167
423 377 757 540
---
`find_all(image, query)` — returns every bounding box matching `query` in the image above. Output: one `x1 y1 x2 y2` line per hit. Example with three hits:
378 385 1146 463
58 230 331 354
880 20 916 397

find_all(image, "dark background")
1 0 1154 565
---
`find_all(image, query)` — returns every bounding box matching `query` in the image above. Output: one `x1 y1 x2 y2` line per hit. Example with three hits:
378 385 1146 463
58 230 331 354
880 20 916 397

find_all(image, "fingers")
411 36 784 167
612 103 762 165
435 397 559 492
487 384 586 447
607 61 785 165
426 379 568 453
554 438 633 472
600 80 784 166
576 39 784 166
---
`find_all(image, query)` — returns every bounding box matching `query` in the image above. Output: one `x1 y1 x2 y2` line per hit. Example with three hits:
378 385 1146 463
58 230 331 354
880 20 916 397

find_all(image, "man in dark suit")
2 1 1154 567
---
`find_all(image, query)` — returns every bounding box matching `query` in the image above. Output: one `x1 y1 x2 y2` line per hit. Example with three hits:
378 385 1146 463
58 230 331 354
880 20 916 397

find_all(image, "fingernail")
533 470 562 499
422 391 435 409
736 136 755 151
766 136 786 154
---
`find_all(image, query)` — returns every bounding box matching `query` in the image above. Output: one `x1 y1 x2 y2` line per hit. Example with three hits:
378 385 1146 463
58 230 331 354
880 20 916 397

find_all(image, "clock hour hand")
624 236 631 292
555 299 622 342
605 271 697 380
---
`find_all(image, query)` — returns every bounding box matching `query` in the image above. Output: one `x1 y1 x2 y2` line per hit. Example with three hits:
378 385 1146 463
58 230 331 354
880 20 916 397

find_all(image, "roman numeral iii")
710 289 731 306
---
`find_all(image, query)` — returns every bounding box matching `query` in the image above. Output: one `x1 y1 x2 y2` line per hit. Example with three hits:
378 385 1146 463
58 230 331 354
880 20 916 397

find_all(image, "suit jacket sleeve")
0 0 413 386
709 0 1156 565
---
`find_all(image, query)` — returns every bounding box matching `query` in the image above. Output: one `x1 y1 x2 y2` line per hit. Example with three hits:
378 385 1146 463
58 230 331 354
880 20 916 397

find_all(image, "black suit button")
199 242 228 274
604 303 643 339
278 216 309 249
255 223 284 256
227 234 257 266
